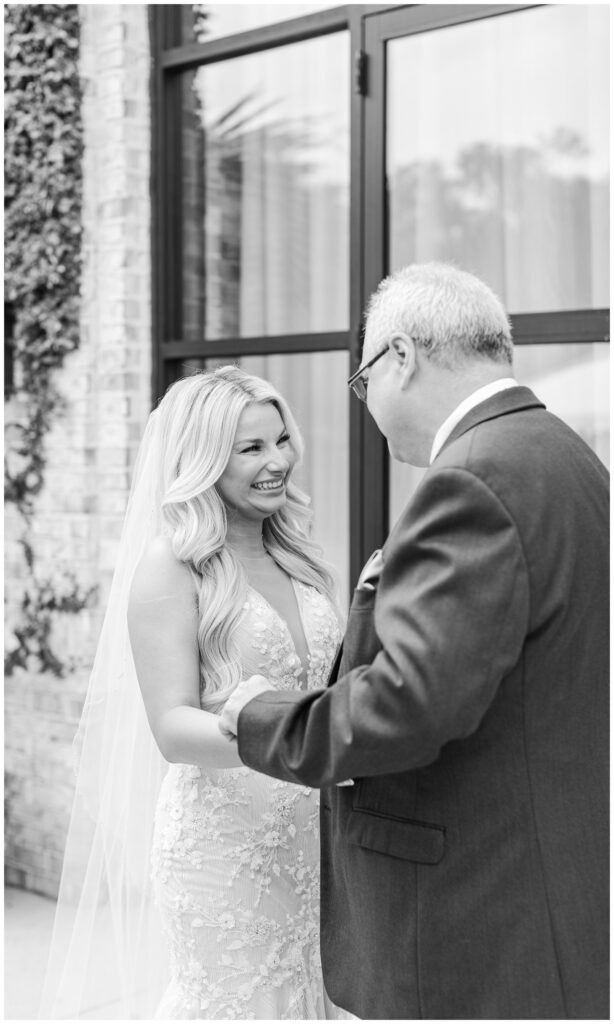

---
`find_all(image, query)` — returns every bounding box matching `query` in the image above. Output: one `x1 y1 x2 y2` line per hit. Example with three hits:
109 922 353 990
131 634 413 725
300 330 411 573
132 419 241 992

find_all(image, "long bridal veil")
39 410 170 1019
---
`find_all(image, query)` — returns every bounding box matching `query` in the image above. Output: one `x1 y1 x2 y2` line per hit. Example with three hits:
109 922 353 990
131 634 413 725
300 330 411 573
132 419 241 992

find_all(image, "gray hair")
365 262 513 368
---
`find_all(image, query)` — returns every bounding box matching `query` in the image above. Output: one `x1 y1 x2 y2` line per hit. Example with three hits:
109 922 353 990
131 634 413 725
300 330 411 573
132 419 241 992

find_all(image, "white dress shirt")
429 378 518 464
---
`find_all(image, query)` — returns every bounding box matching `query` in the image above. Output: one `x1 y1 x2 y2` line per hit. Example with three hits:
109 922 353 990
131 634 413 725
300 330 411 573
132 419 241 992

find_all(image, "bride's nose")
266 447 290 473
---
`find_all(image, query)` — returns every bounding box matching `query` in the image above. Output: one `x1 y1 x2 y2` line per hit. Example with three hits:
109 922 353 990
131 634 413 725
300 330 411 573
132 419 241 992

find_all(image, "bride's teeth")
253 480 282 491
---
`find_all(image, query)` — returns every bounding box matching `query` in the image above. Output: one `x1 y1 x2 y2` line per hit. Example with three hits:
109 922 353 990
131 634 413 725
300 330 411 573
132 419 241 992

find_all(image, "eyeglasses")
347 345 389 402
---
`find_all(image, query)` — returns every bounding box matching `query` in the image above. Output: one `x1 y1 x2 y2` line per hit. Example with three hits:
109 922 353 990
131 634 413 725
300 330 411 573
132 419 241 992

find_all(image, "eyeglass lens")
351 376 367 401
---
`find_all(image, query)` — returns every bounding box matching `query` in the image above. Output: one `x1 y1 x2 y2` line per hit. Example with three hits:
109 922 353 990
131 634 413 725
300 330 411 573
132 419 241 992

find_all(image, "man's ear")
389 333 417 390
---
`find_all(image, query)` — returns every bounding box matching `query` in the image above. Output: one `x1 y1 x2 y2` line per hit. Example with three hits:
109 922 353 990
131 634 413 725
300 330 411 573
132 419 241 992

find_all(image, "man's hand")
219 675 273 740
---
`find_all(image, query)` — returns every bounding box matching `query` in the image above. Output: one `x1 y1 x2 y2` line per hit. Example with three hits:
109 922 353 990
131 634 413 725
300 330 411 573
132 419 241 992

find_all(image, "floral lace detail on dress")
151 582 344 1020
227 781 320 906
245 580 341 692
246 589 304 690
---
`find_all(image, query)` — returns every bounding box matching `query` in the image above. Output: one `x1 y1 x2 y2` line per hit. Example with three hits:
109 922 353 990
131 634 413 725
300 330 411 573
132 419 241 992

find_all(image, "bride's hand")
219 675 273 740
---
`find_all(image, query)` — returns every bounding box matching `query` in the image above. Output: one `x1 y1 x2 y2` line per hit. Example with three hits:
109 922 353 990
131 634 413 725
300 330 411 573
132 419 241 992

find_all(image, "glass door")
362 4 609 535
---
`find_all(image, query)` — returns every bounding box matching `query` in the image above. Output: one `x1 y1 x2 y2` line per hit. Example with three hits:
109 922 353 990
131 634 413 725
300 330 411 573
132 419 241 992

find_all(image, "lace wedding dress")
151 579 346 1020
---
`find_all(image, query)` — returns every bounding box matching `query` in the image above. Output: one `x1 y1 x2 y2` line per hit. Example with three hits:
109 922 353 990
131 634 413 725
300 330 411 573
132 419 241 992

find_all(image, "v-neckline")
247 578 311 685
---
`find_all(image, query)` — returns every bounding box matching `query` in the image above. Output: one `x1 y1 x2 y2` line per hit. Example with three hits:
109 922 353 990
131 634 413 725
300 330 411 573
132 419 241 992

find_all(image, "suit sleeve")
237 468 530 787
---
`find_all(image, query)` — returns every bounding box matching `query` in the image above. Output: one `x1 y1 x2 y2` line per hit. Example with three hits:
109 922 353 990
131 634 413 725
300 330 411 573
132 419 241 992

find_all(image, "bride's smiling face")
216 402 296 521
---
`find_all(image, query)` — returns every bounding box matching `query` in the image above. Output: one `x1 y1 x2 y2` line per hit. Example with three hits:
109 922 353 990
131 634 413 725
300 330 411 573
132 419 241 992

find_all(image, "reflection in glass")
389 342 609 529
184 5 336 44
387 5 609 313
180 35 349 340
514 343 609 467
183 352 351 609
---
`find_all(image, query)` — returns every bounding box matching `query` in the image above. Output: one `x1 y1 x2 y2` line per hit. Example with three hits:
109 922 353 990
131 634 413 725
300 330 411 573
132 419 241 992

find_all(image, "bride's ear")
388 334 416 390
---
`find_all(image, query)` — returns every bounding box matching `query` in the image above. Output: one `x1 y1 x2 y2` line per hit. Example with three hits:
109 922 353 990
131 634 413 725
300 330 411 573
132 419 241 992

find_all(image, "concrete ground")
5 885 57 1020
5 885 130 1019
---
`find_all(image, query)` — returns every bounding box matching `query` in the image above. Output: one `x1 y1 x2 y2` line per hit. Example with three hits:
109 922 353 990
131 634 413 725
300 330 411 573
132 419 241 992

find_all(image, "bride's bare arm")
127 536 243 770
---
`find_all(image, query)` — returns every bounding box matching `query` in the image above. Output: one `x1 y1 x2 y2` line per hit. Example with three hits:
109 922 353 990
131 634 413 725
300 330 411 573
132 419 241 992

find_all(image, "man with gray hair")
221 262 609 1019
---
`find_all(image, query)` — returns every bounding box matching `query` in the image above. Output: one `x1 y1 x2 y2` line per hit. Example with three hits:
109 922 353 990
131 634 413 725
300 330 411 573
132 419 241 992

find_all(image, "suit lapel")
329 389 544 687
438 386 545 458
326 640 344 687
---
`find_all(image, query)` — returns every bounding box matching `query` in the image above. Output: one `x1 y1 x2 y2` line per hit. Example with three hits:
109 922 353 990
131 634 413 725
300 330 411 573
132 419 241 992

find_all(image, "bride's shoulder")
129 535 195 606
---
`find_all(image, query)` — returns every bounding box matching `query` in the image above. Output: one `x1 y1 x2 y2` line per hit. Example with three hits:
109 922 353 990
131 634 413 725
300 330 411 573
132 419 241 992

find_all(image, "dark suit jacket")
237 387 609 1019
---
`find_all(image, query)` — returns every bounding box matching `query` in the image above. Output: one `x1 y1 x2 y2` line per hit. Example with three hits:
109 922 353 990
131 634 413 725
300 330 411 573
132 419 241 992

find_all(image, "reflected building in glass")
186 37 349 340
384 3 609 523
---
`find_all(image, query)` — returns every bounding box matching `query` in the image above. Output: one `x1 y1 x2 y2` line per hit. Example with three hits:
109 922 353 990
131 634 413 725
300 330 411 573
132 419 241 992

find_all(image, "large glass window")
386 4 609 529
182 5 337 44
387 4 609 312
156 7 351 584
180 35 349 341
155 4 609 585
514 343 609 466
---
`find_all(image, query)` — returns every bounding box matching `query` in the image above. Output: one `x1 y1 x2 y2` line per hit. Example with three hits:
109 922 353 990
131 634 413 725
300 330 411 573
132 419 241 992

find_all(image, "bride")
40 367 348 1019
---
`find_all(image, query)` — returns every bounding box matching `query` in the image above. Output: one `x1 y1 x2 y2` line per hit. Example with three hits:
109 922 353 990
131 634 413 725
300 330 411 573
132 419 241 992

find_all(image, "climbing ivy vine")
5 4 96 676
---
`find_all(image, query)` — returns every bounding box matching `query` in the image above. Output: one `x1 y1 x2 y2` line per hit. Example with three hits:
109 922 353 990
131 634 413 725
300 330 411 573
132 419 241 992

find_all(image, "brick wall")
5 5 152 898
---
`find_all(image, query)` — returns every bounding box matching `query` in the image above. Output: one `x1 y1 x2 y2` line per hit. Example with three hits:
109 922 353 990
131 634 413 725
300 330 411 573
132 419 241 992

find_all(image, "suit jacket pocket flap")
347 809 445 864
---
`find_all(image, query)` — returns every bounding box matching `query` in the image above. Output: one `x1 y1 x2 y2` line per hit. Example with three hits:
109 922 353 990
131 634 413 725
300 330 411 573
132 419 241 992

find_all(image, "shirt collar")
430 378 518 464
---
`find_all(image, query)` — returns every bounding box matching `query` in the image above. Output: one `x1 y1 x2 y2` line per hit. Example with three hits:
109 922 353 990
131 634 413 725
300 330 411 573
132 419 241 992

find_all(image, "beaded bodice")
234 579 342 694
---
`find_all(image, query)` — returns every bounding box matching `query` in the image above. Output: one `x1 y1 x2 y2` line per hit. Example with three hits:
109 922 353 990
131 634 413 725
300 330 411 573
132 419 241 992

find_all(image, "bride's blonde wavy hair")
155 365 340 710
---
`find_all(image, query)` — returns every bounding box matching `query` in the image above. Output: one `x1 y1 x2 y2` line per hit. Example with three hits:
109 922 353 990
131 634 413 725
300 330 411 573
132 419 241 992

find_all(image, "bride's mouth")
252 478 285 493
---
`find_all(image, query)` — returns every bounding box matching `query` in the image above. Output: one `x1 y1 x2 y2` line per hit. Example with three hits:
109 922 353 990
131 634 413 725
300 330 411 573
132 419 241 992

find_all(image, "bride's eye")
277 434 290 446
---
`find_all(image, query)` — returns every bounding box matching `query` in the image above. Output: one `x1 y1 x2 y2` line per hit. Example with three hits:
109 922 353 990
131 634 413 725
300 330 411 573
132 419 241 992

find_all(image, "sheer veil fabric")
40 410 171 1018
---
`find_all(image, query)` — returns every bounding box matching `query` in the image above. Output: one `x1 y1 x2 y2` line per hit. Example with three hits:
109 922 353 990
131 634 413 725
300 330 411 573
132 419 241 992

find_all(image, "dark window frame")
150 5 364 388
150 2 609 588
